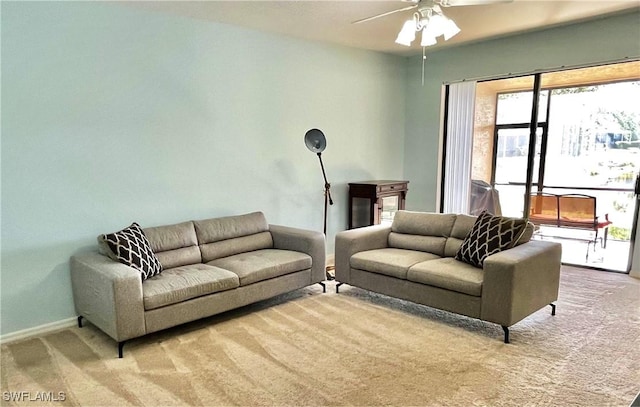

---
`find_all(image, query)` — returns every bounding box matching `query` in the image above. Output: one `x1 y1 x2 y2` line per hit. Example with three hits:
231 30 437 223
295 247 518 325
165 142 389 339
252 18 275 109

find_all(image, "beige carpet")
2 266 639 406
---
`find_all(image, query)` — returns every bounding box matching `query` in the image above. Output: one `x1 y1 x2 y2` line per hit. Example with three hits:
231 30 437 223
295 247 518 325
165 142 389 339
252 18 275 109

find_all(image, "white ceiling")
124 0 640 56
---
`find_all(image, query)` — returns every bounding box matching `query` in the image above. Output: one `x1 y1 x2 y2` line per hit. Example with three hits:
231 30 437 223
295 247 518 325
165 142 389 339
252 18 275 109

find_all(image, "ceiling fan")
354 0 512 47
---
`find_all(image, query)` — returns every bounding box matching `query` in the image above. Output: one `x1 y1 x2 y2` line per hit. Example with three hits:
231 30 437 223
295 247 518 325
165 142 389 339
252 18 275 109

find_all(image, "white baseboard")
0 317 77 344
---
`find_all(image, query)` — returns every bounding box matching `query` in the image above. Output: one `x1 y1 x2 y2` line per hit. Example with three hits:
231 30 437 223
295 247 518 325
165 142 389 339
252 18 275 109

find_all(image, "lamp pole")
317 152 334 236
304 128 334 281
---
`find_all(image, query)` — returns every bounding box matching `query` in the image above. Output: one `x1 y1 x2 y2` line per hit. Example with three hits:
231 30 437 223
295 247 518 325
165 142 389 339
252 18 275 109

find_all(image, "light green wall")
2 3 639 336
404 10 640 268
0 2 406 335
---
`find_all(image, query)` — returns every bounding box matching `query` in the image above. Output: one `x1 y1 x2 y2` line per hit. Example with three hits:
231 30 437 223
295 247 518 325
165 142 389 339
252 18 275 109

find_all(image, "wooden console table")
348 180 409 229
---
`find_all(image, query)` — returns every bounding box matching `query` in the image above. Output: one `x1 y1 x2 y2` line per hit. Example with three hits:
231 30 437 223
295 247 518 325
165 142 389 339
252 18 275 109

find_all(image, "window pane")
544 81 640 188
494 127 542 185
496 90 548 125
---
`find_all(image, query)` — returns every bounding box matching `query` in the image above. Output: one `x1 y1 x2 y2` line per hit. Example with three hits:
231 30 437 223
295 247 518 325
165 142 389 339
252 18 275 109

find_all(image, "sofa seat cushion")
407 258 483 297
351 248 441 279
208 249 311 286
143 264 239 310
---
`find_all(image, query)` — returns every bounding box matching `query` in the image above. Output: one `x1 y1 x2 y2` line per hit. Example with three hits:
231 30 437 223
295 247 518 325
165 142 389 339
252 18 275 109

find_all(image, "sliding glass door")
441 61 640 273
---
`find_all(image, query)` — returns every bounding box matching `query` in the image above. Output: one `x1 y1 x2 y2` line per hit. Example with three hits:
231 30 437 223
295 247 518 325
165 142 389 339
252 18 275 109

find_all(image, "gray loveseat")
335 211 562 343
71 211 326 357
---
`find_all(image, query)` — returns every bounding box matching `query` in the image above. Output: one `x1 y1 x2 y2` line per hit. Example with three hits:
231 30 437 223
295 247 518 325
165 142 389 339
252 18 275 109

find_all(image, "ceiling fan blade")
352 4 419 24
438 0 512 6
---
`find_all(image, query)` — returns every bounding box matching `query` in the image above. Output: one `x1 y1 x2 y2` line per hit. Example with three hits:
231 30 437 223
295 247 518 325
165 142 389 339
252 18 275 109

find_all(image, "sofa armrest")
70 252 146 342
269 224 326 283
335 225 391 284
480 240 562 327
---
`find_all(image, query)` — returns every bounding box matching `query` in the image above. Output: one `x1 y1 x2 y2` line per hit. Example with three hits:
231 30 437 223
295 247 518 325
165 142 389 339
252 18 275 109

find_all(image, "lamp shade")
304 129 327 153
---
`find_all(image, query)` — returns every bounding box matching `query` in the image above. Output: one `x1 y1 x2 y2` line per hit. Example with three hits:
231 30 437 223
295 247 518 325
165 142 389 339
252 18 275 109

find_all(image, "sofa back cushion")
144 221 202 269
195 211 274 262
444 214 535 257
444 214 477 257
389 211 457 256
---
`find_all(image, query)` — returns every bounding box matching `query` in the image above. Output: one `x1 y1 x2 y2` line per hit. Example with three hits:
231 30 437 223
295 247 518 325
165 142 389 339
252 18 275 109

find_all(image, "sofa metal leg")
118 341 126 359
77 316 83 328
336 282 343 293
318 282 326 293
502 326 510 344
550 303 556 316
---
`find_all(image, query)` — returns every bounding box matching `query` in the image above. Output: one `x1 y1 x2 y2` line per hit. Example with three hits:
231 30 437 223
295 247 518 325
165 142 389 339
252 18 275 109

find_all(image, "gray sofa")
71 211 326 357
335 211 562 343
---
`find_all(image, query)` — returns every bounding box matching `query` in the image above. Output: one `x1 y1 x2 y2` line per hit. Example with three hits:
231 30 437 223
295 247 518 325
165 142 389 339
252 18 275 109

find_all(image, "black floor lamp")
305 128 334 280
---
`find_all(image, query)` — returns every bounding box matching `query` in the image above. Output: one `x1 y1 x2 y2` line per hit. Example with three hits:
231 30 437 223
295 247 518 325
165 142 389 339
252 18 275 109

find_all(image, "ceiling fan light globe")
443 19 461 40
395 34 414 46
396 20 417 46
424 14 448 38
420 31 438 46
423 25 443 39
399 19 417 33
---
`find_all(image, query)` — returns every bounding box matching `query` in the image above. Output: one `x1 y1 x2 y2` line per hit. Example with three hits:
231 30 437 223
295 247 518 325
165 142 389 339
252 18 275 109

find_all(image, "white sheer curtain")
442 80 477 214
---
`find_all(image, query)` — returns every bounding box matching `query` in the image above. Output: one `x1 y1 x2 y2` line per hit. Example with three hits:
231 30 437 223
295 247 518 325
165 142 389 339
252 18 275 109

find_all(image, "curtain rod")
442 56 640 85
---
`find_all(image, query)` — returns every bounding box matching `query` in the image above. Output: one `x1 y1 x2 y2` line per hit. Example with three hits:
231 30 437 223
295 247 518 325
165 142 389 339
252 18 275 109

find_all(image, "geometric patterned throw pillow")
101 222 163 280
455 211 527 268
